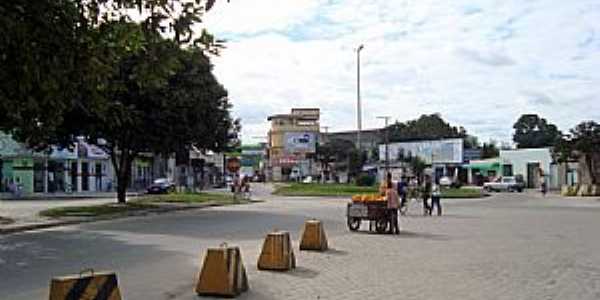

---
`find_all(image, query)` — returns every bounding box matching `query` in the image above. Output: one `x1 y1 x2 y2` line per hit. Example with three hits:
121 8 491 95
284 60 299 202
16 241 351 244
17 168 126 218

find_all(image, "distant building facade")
267 108 320 181
0 133 113 195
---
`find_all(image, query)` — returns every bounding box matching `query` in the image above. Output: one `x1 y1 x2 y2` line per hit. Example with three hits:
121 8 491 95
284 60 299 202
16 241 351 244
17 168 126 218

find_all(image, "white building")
498 148 578 189
378 138 464 181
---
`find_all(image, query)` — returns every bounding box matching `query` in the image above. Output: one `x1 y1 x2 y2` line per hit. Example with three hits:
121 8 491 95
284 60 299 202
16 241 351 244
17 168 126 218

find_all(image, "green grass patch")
273 183 378 197
137 192 236 204
441 187 485 199
39 202 157 218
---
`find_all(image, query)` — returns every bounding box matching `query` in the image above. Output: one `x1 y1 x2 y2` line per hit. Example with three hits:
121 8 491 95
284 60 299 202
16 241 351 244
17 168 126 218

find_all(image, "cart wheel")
375 218 389 234
347 218 361 231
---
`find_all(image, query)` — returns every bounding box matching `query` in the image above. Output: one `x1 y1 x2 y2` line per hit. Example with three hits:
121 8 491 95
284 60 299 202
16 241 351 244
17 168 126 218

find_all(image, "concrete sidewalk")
0 197 118 234
0 185 265 235
0 191 142 200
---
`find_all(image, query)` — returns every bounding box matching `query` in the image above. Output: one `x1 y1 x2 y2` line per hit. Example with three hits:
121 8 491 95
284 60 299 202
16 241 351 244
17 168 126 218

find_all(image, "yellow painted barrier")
196 245 249 297
49 269 122 300
299 219 328 251
257 230 296 271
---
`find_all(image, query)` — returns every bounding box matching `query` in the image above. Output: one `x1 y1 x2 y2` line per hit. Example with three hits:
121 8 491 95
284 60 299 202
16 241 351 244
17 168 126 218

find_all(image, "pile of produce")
351 194 385 203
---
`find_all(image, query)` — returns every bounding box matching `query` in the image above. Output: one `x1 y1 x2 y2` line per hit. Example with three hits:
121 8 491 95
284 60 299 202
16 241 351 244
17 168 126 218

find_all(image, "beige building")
267 108 320 181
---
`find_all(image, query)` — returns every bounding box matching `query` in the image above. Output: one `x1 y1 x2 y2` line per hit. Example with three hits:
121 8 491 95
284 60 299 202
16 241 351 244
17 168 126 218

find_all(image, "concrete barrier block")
578 184 590 196
257 231 296 271
299 219 328 251
49 270 121 300
196 246 248 297
561 185 570 196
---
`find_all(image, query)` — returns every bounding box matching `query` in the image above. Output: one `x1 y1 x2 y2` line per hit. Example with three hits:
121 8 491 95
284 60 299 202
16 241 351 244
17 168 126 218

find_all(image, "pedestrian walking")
385 176 400 234
397 176 408 209
430 178 442 216
421 175 432 215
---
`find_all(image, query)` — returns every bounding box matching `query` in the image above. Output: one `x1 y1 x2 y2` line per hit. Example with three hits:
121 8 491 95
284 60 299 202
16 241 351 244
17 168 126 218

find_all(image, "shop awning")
464 160 501 171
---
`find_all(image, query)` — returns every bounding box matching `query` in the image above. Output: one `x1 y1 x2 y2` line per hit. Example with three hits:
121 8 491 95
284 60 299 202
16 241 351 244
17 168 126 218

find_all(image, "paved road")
1 188 600 300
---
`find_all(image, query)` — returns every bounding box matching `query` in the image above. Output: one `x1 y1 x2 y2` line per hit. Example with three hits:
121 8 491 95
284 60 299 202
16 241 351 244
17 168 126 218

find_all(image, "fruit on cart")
351 194 385 203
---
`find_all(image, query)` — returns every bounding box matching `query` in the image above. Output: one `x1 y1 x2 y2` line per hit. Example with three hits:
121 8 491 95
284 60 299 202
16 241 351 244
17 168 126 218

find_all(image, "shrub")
356 174 376 186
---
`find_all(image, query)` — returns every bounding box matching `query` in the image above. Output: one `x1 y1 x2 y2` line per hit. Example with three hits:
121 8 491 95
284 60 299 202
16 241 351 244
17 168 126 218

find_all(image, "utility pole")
356 44 364 151
377 116 391 171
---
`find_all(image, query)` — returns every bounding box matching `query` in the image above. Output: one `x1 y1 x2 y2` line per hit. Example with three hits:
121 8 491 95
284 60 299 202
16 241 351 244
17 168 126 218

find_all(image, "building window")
503 164 513 177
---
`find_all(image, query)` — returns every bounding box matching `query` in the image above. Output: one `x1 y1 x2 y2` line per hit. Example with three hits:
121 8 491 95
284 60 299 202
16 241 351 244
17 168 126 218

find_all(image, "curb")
0 200 260 236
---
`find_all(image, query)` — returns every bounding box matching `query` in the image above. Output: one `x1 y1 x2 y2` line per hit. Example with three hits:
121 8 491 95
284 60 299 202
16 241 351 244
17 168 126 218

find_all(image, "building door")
0 159 3 192
33 161 45 193
81 162 89 191
95 163 103 192
503 164 513 177
70 162 78 192
527 162 540 188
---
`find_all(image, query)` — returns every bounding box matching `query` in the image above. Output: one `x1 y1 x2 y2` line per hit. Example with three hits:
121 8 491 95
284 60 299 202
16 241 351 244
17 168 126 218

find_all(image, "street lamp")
377 116 391 171
356 44 364 151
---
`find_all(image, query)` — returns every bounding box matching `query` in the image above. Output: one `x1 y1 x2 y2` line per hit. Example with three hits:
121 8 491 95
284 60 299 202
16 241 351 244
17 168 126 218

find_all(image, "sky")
202 0 600 145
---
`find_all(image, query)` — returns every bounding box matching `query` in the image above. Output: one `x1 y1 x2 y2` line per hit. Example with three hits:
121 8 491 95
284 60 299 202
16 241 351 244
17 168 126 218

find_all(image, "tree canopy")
555 121 600 184
387 114 466 143
0 0 237 202
512 114 562 149
481 142 499 159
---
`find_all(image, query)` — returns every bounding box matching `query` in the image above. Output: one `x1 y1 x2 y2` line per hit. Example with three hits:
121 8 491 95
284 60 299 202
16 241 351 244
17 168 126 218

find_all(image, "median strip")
1 193 254 235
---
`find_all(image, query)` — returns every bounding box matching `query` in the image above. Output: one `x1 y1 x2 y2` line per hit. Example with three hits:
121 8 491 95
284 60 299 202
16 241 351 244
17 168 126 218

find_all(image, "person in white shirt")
430 178 442 216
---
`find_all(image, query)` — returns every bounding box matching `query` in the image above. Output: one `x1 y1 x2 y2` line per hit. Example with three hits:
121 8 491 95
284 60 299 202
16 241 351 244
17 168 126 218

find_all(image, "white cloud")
204 0 600 144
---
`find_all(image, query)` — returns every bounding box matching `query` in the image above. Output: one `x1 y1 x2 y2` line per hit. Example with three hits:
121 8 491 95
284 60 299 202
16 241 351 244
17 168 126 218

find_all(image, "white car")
302 176 313 184
483 176 525 192
439 176 453 187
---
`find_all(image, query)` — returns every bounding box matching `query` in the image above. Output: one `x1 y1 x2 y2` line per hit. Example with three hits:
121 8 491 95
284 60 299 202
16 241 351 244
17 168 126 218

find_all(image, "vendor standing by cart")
385 174 400 234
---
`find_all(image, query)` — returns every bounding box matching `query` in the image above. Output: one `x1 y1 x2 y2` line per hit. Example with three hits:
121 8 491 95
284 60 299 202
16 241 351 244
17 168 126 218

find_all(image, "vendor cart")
346 201 391 233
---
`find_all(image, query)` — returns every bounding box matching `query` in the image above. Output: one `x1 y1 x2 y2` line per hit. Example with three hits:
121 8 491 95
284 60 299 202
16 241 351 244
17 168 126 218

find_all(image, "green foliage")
355 174 376 186
273 183 377 197
317 139 357 173
39 202 157 218
513 114 562 148
138 192 235 204
408 155 427 178
440 187 484 198
348 149 367 178
556 121 600 184
463 135 480 149
0 1 235 203
481 142 499 159
388 113 466 143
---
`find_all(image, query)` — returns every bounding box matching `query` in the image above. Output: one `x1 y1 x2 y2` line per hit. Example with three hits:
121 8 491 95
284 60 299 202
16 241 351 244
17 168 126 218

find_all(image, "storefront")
0 133 112 196
463 159 507 186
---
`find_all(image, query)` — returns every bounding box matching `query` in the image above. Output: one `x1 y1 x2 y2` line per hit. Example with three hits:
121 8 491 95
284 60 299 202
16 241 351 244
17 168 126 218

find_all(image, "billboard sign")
284 132 316 153
380 138 463 164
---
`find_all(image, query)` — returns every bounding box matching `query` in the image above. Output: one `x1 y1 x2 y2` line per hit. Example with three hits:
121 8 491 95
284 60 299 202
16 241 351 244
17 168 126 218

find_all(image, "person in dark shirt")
421 175 432 215
397 176 408 209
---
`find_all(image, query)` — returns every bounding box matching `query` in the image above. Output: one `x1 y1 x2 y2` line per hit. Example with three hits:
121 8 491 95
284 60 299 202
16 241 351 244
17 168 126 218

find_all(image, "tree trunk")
587 154 597 184
110 147 134 204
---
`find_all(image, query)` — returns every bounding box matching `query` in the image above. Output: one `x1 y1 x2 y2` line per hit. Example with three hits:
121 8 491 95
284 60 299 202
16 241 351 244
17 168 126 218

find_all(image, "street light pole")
356 44 364 151
377 116 391 171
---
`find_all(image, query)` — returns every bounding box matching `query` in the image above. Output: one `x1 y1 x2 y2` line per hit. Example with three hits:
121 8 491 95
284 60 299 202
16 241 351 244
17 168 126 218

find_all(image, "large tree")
388 114 466 143
556 121 600 184
481 142 500 159
0 0 235 202
0 0 224 146
512 114 562 149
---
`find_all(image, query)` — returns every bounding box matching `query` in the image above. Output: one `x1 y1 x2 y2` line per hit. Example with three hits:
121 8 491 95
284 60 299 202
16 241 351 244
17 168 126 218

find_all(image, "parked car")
147 178 175 194
483 176 524 192
302 176 313 184
439 176 463 189
439 176 453 186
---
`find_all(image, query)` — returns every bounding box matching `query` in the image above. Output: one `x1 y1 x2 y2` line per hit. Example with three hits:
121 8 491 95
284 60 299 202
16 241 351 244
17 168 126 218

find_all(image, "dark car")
147 178 175 194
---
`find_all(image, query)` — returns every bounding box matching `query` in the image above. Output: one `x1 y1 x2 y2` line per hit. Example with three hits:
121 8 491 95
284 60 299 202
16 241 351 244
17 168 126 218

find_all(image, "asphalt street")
1 187 600 299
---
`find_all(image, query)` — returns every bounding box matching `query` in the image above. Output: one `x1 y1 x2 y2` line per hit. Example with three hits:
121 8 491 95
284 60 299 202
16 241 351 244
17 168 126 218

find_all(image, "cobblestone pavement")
1 189 600 300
